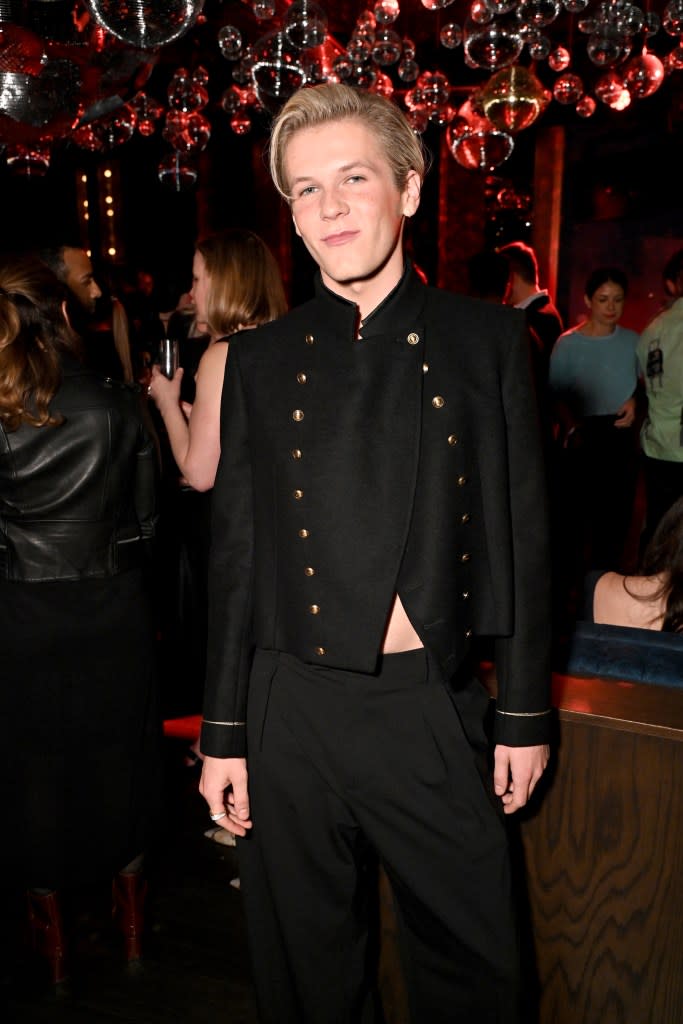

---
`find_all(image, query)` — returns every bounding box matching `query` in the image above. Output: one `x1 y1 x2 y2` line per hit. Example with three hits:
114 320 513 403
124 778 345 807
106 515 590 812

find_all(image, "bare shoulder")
594 571 665 630
198 339 229 373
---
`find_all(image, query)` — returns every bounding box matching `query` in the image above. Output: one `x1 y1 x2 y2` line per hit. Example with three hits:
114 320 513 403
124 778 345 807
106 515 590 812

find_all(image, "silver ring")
210 811 227 822
147 385 152 394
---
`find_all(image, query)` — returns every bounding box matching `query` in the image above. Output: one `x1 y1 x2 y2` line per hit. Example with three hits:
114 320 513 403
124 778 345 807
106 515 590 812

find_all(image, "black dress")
0 359 160 889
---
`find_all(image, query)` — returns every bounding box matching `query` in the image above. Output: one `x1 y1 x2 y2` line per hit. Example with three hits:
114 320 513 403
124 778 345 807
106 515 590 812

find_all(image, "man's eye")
298 186 316 197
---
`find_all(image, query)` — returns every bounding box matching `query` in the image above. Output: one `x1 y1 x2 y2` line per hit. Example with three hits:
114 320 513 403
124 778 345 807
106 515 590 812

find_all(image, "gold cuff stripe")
202 719 246 727
496 708 551 717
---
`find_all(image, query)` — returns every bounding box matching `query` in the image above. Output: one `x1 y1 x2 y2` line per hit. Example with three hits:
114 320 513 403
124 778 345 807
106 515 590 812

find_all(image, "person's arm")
493 319 553 812
199 343 255 834
147 341 228 491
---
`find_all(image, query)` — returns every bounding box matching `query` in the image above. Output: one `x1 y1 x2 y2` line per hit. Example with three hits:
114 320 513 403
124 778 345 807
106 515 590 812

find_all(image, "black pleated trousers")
238 648 520 1024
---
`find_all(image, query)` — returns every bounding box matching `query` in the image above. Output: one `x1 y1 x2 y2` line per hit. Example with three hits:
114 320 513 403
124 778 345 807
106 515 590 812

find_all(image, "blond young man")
200 84 551 1023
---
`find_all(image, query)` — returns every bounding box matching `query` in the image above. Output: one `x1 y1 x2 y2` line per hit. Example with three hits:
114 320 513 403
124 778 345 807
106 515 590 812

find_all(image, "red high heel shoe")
26 889 68 985
112 870 147 962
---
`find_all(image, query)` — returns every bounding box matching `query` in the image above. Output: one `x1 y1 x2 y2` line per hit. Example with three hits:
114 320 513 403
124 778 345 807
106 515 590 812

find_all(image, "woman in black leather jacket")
0 254 159 986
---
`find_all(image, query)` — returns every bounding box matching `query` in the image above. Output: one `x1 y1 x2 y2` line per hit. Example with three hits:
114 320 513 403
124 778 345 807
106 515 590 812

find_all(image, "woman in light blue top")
550 267 640 605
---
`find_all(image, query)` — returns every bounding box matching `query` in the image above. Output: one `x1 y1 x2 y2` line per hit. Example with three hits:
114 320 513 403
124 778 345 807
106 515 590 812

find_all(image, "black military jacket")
202 267 552 758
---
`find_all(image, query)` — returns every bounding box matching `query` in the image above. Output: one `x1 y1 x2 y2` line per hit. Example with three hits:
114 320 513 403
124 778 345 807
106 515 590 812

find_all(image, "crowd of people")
1 81 681 1021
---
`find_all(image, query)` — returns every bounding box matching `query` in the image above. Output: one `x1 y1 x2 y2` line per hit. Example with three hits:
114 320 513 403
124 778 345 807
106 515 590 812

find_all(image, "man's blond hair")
268 83 427 200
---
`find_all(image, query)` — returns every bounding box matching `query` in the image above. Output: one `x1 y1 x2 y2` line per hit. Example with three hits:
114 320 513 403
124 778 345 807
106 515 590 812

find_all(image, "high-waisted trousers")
238 648 520 1024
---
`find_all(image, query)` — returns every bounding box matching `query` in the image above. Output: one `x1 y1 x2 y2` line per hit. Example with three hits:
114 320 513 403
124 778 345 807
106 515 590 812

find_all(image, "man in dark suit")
500 240 564 391
200 84 551 1023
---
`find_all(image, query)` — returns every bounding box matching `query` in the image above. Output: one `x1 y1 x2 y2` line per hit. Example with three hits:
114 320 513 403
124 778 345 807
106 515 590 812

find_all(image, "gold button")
448 434 458 446
309 604 320 615
297 372 307 384
292 409 304 422
460 552 471 563
315 646 326 656
465 629 473 639
304 567 315 576
305 334 315 345
422 362 429 373
432 395 445 409
407 332 420 346
461 512 471 524
462 590 470 600
292 449 302 460
298 529 309 538
457 475 468 487
293 489 303 500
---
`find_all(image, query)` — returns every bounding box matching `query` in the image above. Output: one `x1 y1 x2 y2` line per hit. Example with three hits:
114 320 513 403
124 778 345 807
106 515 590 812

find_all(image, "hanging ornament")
84 1 205 50
230 110 253 134
476 66 550 132
370 71 395 97
374 0 400 25
70 123 106 151
420 0 457 9
218 25 243 60
129 91 164 136
563 0 589 10
665 43 683 71
526 32 552 59
251 31 306 113
464 18 524 70
372 29 402 66
451 129 514 170
91 103 137 148
168 68 209 112
470 0 495 25
450 98 514 170
663 0 683 35
284 1 328 49
553 72 584 103
6 142 51 176
158 152 198 190
587 27 630 66
516 0 561 28
575 94 596 117
252 0 277 21
440 24 463 49
594 69 631 109
623 50 665 99
548 46 571 71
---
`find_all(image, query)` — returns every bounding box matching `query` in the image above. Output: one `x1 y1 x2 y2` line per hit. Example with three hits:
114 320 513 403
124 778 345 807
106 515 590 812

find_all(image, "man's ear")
291 210 302 238
583 294 591 311
402 169 422 218
61 299 72 328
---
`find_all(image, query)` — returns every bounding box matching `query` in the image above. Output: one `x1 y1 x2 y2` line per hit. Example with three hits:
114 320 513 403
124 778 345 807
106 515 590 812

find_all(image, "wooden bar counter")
518 671 683 1024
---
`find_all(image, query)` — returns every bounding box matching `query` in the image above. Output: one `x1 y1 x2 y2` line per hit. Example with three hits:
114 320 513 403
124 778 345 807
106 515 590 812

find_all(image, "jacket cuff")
200 720 246 758
493 706 553 746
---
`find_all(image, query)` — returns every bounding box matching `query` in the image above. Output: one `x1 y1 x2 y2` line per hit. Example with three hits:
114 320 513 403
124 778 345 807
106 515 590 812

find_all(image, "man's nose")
320 189 348 219
92 280 102 299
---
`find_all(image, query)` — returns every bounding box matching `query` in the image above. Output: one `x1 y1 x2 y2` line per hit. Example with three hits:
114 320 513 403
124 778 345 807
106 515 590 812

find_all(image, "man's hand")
493 744 549 814
199 755 252 837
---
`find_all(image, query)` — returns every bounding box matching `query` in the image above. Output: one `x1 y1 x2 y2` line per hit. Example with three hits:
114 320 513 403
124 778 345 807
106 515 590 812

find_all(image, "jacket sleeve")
200 347 254 758
134 413 158 543
493 319 553 746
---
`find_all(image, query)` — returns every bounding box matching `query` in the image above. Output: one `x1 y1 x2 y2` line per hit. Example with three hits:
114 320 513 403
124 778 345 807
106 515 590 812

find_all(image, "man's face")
285 118 420 308
62 248 102 314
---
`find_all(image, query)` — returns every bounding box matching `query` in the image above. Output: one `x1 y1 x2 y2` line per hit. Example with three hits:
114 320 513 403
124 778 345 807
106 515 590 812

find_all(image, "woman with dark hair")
585 495 683 632
549 267 640 603
0 254 159 985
